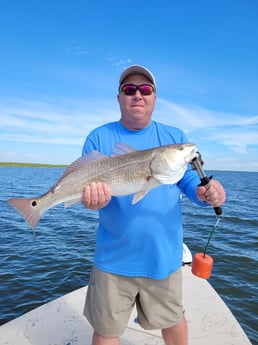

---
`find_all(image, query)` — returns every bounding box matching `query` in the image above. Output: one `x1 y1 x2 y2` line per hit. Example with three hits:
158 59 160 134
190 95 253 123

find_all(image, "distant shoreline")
0 162 68 168
0 162 257 173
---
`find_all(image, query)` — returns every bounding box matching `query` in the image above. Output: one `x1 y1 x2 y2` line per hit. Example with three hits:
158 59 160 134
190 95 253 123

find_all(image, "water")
0 167 257 344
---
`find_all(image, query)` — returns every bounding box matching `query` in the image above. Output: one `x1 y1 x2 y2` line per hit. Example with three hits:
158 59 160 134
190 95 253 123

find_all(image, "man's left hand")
196 179 226 207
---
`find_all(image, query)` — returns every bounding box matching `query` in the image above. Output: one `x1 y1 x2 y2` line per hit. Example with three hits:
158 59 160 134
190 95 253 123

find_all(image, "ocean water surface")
0 167 257 344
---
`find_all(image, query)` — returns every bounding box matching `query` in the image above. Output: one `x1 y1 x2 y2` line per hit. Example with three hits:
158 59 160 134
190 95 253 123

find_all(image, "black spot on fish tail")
32 200 37 207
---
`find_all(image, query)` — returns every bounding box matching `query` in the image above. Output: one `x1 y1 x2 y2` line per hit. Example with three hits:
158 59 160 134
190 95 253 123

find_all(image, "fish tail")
7 197 43 229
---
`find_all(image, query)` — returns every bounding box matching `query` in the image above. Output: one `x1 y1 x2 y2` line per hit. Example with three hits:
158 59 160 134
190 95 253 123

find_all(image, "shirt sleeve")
82 131 99 156
179 167 208 206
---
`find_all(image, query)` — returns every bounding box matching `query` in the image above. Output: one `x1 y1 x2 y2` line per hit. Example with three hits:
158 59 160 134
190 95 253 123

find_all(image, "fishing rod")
190 152 224 279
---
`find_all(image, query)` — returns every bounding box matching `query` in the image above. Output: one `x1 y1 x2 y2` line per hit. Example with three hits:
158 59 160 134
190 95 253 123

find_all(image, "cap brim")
119 65 156 90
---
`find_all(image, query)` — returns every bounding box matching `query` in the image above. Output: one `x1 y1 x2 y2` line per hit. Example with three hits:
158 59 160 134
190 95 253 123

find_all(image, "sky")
0 0 258 171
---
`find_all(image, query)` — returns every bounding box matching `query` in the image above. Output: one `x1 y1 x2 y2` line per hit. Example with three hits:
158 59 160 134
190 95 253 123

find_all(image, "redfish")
7 143 197 229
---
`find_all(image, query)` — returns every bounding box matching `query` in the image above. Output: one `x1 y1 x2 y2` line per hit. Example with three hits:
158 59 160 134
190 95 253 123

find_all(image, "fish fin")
7 198 43 229
132 177 161 205
80 151 107 162
132 179 162 204
111 142 136 156
58 152 108 181
132 190 149 204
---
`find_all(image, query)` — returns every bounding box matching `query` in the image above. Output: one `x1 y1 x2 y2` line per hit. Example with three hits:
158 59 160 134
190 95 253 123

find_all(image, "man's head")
117 65 157 130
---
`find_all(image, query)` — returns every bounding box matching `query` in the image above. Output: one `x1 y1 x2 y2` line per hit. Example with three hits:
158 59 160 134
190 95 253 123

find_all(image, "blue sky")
1 0 258 171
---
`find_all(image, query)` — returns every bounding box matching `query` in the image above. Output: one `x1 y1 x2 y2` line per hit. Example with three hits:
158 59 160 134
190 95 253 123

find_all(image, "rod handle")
213 206 223 216
199 176 223 216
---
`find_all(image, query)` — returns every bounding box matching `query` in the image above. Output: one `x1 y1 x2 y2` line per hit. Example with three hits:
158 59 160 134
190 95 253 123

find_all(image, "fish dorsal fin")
111 142 136 156
60 151 107 179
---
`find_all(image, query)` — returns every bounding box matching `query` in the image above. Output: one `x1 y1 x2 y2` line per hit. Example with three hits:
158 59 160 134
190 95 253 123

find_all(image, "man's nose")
134 89 142 98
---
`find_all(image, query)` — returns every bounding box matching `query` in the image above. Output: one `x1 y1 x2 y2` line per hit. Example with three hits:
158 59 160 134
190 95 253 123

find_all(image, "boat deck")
0 265 251 345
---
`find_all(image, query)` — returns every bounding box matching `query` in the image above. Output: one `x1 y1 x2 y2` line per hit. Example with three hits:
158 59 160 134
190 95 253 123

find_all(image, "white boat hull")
0 265 251 345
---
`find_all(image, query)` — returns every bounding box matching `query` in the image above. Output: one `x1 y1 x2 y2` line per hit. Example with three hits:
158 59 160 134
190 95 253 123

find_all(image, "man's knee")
161 316 188 345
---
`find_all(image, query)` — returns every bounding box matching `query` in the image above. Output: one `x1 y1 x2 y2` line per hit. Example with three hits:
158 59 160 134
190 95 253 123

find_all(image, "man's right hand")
82 182 111 210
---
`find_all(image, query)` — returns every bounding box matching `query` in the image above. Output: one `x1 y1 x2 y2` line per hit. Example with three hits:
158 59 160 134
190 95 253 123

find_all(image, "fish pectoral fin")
132 190 149 204
132 179 161 204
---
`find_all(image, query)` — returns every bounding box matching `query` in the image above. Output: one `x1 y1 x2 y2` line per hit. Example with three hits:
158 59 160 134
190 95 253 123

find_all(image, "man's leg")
92 331 120 345
85 268 137 344
91 316 187 345
161 315 188 345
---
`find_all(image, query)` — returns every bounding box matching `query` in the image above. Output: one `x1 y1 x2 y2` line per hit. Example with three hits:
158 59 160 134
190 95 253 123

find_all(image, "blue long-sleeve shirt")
82 120 205 279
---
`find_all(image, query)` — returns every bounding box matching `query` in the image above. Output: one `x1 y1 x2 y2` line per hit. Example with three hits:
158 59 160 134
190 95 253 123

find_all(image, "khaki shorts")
84 266 183 337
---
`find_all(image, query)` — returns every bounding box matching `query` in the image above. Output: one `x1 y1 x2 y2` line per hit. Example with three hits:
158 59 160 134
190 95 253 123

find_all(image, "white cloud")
157 98 258 129
1 96 257 170
0 97 119 144
156 98 258 157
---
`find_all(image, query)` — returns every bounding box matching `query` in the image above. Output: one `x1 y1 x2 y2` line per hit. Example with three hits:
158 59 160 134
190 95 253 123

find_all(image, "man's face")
117 73 156 130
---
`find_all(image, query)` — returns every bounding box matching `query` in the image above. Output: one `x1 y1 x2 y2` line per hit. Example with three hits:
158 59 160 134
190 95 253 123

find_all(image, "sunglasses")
120 84 155 96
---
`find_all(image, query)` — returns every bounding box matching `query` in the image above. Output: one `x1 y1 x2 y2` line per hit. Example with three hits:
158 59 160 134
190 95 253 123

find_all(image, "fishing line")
203 216 222 257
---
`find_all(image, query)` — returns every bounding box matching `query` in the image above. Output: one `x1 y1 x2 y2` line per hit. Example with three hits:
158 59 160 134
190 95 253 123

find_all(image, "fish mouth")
185 146 198 163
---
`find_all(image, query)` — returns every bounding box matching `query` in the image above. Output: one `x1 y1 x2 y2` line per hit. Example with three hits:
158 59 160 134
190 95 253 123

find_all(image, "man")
81 65 226 345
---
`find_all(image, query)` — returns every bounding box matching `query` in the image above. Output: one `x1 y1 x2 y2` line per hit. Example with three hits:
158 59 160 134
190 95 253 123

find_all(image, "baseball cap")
119 65 156 91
